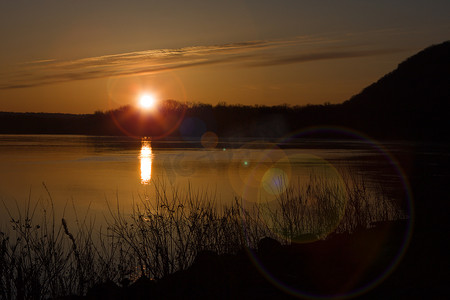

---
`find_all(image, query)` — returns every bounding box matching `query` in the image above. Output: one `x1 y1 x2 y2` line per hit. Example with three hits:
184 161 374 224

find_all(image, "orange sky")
1 1 449 113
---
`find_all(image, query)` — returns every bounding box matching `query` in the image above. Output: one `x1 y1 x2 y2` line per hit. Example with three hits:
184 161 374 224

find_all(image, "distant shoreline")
0 101 446 142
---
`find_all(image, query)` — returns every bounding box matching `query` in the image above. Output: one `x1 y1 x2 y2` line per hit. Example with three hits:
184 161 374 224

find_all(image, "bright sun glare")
139 94 156 109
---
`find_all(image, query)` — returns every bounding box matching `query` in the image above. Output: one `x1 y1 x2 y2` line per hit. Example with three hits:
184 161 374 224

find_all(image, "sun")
139 94 156 109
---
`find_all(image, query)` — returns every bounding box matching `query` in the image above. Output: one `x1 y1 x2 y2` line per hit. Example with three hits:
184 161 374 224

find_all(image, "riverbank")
53 219 408 299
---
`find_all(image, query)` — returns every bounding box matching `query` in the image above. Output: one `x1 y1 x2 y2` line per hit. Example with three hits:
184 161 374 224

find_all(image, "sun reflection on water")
140 140 153 184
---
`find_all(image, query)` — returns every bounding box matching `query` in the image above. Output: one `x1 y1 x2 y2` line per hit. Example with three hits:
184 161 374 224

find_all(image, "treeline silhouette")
0 102 341 138
1 41 449 141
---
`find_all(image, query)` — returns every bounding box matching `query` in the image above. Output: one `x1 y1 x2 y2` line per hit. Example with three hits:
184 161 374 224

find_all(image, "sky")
1 0 449 113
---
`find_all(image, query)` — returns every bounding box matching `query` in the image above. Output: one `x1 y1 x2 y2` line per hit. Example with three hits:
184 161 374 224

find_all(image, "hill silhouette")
340 40 450 139
0 41 449 140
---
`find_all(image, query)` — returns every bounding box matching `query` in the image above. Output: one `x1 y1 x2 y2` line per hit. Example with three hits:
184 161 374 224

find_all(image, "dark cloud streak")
246 49 404 67
0 38 405 90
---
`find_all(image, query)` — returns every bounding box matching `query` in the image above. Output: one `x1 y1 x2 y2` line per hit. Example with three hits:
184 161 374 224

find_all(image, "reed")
0 171 406 298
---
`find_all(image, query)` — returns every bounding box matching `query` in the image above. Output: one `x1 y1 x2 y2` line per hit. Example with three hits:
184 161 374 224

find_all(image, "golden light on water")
140 140 153 184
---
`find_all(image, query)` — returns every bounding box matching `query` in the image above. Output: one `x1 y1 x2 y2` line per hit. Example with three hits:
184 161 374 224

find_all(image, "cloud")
245 48 403 67
0 37 404 90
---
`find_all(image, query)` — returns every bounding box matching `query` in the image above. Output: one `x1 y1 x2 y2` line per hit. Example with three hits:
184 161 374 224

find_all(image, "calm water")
0 134 410 225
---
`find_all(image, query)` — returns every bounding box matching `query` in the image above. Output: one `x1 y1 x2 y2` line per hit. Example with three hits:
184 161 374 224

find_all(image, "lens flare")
236 126 413 299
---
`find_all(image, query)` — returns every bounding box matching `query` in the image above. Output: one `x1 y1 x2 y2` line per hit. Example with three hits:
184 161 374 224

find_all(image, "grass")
0 171 407 299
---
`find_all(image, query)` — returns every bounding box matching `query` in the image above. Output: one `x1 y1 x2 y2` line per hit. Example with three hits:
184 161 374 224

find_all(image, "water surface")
0 134 410 226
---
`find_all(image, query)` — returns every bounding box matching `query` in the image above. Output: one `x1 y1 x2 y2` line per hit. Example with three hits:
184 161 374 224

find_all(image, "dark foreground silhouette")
54 221 407 299
53 217 447 300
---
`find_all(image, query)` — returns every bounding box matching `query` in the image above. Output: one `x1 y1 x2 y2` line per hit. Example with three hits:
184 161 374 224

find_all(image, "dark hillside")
341 41 450 140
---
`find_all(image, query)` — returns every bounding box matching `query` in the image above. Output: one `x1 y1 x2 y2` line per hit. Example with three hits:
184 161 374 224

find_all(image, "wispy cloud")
0 36 404 90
